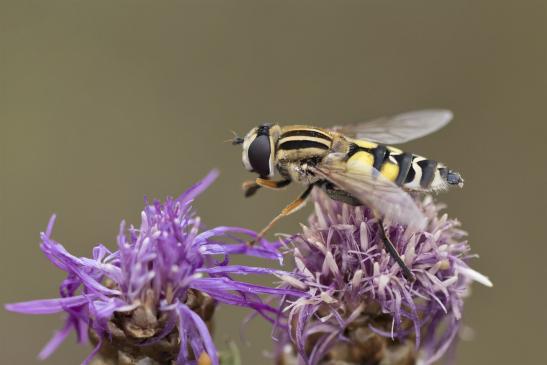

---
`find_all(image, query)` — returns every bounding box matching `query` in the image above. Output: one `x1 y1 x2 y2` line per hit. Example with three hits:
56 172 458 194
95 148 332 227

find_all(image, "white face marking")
266 134 276 178
241 128 257 171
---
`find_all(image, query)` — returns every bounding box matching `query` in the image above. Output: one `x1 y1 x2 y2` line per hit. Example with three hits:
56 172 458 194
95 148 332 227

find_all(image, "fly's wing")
331 109 453 144
311 153 427 231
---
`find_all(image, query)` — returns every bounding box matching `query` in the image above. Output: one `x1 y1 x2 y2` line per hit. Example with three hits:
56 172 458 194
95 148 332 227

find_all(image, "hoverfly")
232 110 463 281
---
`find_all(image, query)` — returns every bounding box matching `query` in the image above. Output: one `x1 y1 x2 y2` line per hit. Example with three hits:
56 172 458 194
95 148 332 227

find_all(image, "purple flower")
6 170 299 365
276 190 492 365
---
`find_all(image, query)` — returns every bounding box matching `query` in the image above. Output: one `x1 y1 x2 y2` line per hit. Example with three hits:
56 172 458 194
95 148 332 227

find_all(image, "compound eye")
248 134 271 177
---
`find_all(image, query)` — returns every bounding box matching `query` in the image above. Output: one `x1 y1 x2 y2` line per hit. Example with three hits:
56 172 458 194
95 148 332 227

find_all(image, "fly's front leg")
256 178 291 190
378 219 415 282
242 180 261 197
249 184 314 245
242 178 291 197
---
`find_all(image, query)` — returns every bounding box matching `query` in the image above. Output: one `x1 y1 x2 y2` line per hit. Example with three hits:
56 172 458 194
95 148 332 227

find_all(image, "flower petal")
5 295 89 314
177 303 219 365
176 169 219 204
38 317 74 359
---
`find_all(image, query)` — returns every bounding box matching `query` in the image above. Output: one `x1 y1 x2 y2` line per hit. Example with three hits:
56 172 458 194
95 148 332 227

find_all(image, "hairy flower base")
89 289 215 365
280 310 417 365
280 340 415 365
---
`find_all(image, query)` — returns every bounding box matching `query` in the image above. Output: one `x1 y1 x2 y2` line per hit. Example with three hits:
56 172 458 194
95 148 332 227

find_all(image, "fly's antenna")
225 130 244 145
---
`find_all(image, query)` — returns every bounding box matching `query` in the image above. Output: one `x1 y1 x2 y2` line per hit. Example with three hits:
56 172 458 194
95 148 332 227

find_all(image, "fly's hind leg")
242 178 291 197
378 219 415 282
249 184 314 246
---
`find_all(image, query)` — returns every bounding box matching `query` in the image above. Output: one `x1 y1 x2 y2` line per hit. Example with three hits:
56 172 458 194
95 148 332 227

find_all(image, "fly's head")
235 123 281 178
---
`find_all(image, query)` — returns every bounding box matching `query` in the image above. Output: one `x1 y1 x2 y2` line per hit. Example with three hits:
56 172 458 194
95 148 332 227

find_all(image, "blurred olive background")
1 1 546 364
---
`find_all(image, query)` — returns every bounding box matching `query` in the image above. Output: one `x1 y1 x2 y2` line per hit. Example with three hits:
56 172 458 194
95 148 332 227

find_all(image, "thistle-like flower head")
6 171 298 365
278 190 492 365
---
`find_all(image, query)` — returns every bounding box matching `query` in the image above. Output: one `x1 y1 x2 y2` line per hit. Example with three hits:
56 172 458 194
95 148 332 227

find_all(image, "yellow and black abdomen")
346 139 463 191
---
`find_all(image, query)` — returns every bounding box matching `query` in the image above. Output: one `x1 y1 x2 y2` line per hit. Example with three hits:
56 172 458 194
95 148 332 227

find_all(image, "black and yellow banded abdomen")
346 139 463 191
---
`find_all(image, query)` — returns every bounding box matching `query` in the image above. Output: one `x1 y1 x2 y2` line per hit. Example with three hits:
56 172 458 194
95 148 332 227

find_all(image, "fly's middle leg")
249 184 314 246
378 219 415 282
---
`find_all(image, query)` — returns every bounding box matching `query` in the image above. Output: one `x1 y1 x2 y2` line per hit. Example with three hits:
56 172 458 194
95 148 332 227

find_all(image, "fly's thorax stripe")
277 128 332 152
278 135 331 145
280 129 332 140
276 133 331 162
277 138 330 151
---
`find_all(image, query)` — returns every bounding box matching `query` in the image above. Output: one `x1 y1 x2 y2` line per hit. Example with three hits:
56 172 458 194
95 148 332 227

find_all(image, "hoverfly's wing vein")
311 154 427 231
331 109 453 144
